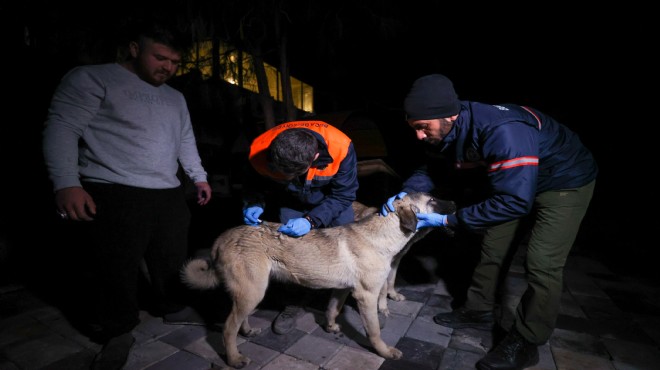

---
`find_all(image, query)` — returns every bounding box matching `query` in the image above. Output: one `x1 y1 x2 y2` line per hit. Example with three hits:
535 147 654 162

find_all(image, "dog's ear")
398 204 419 234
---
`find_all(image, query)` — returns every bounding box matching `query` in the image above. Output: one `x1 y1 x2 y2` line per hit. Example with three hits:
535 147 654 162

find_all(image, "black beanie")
404 74 460 120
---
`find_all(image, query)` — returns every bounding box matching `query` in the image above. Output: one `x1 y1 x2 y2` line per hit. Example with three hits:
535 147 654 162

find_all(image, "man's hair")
269 129 318 175
122 14 192 54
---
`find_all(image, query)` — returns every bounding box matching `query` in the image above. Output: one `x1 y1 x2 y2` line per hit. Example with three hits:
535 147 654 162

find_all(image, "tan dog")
350 200 428 316
182 192 455 368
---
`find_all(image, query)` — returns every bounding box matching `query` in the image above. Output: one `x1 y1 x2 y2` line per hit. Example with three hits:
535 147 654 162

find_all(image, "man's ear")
128 41 140 58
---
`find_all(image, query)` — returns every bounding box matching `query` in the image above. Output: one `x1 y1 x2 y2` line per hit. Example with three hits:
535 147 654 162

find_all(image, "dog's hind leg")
354 288 403 360
223 268 269 369
325 288 350 333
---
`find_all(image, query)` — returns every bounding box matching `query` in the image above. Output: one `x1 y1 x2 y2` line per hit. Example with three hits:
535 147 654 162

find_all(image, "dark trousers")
74 182 191 341
465 180 595 343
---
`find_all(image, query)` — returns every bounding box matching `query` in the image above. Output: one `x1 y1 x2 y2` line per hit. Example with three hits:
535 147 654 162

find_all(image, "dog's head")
393 192 456 234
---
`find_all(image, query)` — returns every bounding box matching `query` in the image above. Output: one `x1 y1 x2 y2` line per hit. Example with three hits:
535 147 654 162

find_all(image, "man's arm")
305 142 359 227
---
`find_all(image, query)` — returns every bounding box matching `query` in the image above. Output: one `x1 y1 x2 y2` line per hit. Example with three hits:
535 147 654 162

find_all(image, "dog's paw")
386 346 403 360
378 307 391 317
325 323 341 333
388 291 406 302
240 328 261 337
228 354 251 369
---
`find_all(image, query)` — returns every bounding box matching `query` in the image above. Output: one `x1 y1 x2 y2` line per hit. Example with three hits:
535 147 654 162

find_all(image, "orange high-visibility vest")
249 121 352 183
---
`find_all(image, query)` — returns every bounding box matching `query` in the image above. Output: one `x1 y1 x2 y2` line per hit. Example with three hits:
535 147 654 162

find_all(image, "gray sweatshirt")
43 63 207 191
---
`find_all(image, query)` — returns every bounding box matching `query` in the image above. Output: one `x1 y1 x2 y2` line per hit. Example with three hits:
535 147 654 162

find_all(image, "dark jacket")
245 121 358 228
402 102 598 231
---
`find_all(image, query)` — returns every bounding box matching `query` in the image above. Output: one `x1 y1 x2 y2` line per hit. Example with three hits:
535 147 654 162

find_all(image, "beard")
422 137 442 145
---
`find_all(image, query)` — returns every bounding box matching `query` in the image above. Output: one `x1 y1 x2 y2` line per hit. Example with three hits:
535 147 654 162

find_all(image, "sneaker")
433 306 494 329
476 328 539 370
163 306 206 326
91 332 135 370
272 305 305 334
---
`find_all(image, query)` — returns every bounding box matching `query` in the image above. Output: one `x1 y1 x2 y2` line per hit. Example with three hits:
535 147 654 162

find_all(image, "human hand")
54 186 96 221
195 181 212 206
243 206 264 225
415 213 447 229
380 192 407 216
278 217 311 237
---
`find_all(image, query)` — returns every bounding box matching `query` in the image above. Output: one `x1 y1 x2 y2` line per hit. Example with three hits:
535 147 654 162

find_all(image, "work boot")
433 306 494 329
476 328 539 370
272 305 305 334
91 332 135 370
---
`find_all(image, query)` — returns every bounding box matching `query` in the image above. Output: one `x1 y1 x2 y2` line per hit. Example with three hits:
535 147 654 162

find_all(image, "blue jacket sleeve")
451 122 538 230
306 142 359 227
401 165 436 194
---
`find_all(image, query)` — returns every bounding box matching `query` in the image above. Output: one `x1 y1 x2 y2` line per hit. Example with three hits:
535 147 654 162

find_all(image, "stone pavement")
2 230 660 370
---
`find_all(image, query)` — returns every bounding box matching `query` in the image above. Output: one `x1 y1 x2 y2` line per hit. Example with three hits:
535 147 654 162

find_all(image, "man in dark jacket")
382 74 597 370
243 120 359 334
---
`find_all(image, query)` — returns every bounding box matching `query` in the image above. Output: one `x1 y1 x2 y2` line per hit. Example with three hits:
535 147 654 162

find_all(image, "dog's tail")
181 258 221 290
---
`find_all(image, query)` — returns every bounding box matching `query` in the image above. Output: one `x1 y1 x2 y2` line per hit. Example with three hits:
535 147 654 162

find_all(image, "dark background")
1 2 656 284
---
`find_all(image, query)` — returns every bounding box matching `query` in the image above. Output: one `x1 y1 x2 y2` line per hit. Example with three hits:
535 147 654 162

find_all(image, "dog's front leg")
354 289 403 360
386 256 406 302
325 288 350 332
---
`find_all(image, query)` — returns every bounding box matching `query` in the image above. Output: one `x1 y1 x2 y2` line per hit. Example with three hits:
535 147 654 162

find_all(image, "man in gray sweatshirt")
42 16 212 370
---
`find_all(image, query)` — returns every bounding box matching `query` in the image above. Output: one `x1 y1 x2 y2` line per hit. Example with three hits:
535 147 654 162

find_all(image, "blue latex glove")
243 206 264 226
380 192 407 216
278 217 312 237
415 213 448 229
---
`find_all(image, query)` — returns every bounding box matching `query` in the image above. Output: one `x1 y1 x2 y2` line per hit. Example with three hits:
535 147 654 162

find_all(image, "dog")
182 191 455 368
350 200 431 316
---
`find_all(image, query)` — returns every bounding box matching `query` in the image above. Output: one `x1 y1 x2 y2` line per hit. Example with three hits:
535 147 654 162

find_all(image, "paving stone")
140 349 210 370
387 298 424 318
436 347 483 370
550 346 615 370
2 333 85 369
601 337 660 369
536 342 557 370
394 286 433 303
549 327 609 358
323 345 384 370
261 353 318 370
249 326 306 353
236 341 280 369
405 316 451 347
159 325 208 348
379 313 412 346
184 333 227 367
389 336 444 369
124 339 179 370
284 332 342 365
564 270 610 298
294 310 322 334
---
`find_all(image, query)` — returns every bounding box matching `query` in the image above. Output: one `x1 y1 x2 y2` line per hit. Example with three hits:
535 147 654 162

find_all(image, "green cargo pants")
465 180 595 344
